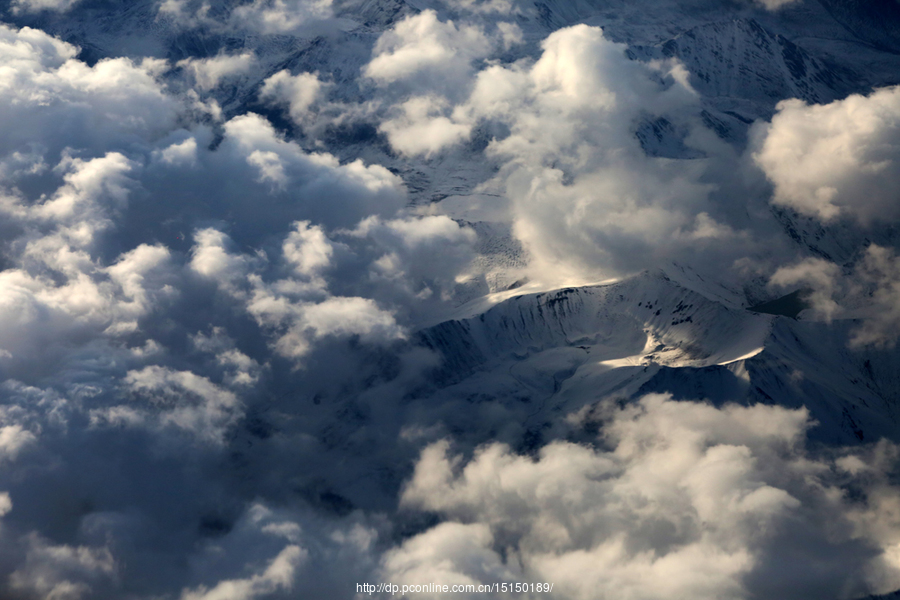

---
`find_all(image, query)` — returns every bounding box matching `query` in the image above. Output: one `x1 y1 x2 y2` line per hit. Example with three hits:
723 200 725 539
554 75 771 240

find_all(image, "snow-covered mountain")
420 270 900 448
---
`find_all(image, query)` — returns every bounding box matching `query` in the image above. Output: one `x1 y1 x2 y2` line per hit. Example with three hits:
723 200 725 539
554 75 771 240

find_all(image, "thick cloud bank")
396 396 900 600
754 85 900 347
364 19 749 283
0 21 480 597
753 86 900 224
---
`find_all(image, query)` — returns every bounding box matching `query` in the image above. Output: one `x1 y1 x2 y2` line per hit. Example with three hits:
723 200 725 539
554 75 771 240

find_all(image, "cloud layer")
0 3 896 599
753 86 900 224
395 395 900 600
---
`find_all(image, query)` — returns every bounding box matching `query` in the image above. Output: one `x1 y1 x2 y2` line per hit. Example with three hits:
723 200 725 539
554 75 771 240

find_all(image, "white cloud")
382 522 517 592
453 25 727 283
753 85 900 348
769 257 842 320
106 244 174 315
772 245 900 348
156 137 199 167
753 86 900 224
191 328 262 387
219 113 406 228
189 226 406 362
24 152 134 252
229 0 333 34
102 366 244 443
379 96 472 158
189 228 255 285
247 149 288 188
156 0 201 23
364 10 492 90
282 221 333 279
395 395 900 600
10 534 116 600
171 501 384 600
0 24 178 158
0 425 36 461
298 295 403 341
362 12 525 155
246 283 405 361
446 0 516 14
0 11 896 600
0 152 177 363
185 211 477 363
178 52 256 92
496 21 523 47
180 544 305 600
259 71 325 125
366 21 750 283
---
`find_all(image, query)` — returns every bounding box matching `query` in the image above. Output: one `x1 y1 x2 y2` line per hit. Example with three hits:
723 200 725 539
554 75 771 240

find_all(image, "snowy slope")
635 18 860 109
416 270 900 448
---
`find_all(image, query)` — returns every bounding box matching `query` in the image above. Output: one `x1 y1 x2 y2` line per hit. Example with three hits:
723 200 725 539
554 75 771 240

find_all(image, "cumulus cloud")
753 86 900 224
281 220 333 279
10 534 116 600
259 71 326 125
772 245 900 348
0 425 36 461
229 0 334 34
753 85 900 348
388 23 745 283
769 257 842 320
101 366 243 443
0 152 178 363
379 95 473 158
0 34 480 600
490 26 735 281
155 136 199 167
363 10 519 105
848 245 900 347
0 25 177 158
190 224 328 359
180 544 304 600
362 19 771 285
189 228 254 285
167 502 388 600
191 327 263 387
257 294 405 360
188 213 477 361
178 52 256 91
218 113 406 227
365 11 491 86
394 395 900 600
362 12 525 159
382 522 517 592
156 0 212 28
